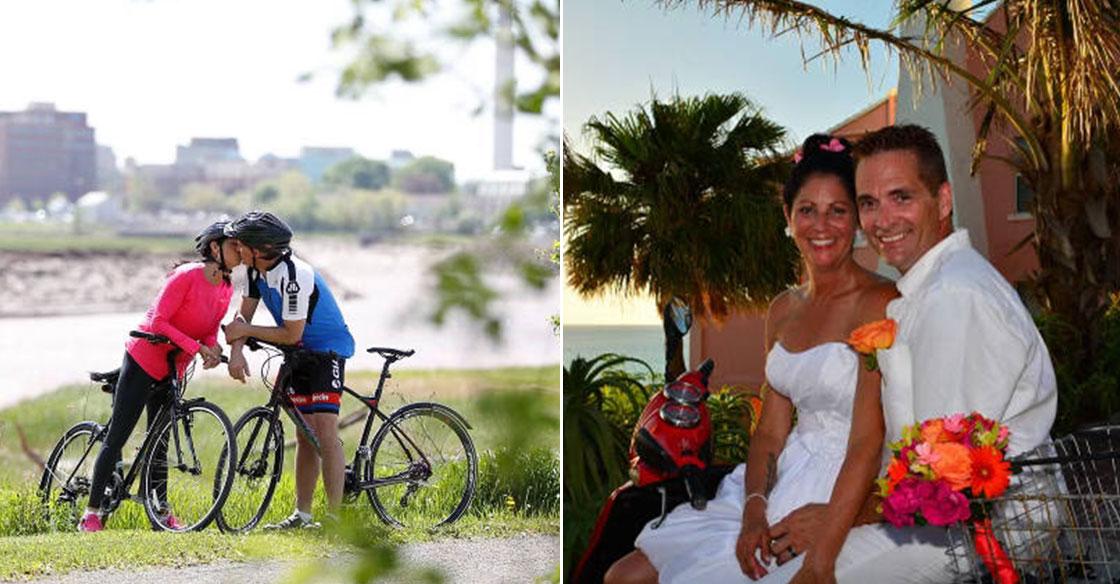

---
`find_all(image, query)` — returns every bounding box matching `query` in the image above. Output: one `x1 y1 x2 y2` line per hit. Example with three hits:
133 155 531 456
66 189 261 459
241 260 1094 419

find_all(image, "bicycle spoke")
143 403 234 531
366 405 477 529
40 423 103 529
217 408 283 533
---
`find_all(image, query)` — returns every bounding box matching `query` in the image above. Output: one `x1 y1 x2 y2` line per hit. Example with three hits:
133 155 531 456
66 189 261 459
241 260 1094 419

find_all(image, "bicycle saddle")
366 347 415 360
90 368 120 394
90 369 119 383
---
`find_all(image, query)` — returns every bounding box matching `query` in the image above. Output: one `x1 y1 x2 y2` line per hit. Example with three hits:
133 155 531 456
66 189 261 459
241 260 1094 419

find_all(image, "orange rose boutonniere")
846 318 897 371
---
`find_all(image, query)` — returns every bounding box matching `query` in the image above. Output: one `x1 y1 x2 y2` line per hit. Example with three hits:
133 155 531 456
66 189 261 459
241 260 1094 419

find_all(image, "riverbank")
0 237 560 409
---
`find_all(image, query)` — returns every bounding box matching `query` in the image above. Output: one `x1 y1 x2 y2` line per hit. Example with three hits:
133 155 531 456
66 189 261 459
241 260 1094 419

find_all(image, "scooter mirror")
665 297 692 336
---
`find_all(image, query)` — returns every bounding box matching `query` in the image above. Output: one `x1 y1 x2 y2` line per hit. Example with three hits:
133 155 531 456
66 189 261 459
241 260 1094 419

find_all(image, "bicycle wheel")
141 401 235 532
216 407 284 533
39 421 103 529
365 402 477 529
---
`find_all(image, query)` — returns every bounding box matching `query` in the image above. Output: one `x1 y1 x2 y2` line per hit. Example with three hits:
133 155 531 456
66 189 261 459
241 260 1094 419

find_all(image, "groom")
779 124 1057 583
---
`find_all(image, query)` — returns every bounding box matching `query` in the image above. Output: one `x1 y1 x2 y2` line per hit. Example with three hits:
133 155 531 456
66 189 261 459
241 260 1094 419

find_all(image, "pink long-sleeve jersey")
126 263 234 381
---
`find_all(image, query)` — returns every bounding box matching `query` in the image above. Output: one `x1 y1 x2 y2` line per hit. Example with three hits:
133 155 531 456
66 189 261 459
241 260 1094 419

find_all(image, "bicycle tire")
140 401 236 532
39 421 104 529
216 407 284 533
364 402 477 529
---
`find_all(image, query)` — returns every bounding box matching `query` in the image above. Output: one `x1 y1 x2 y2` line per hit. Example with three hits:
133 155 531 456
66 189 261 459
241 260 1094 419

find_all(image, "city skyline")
0 0 554 182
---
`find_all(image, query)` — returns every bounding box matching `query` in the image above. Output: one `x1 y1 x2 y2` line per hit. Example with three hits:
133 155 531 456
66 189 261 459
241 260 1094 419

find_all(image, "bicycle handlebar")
130 330 171 344
237 333 413 364
130 330 229 364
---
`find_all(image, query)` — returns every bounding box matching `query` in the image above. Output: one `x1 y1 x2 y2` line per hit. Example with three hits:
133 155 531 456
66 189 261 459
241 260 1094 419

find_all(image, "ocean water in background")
563 325 689 379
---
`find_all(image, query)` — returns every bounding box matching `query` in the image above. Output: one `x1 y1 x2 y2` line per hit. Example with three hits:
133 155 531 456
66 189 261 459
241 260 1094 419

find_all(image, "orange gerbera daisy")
971 446 1012 498
886 457 909 491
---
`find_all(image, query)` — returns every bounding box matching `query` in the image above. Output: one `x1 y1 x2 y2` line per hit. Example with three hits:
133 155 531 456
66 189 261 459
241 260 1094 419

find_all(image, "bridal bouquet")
878 412 1018 582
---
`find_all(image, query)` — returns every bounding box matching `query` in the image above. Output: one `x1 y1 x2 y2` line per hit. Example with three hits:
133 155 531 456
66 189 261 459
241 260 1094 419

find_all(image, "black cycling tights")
88 352 171 511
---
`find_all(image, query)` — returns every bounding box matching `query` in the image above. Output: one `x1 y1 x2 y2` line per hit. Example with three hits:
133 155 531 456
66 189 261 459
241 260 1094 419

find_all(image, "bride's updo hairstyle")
782 134 856 209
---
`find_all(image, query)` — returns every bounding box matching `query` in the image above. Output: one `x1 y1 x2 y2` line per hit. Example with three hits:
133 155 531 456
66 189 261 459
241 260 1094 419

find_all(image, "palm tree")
564 92 798 379
664 0 1120 429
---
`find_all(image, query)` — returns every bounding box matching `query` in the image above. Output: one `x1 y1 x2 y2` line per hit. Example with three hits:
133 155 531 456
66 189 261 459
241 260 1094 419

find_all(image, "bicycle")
38 330 238 532
216 337 478 533
947 425 1120 582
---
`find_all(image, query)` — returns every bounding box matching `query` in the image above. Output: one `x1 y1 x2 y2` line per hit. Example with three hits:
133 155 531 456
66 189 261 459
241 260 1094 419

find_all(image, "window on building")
1011 136 1036 216
1015 175 1036 215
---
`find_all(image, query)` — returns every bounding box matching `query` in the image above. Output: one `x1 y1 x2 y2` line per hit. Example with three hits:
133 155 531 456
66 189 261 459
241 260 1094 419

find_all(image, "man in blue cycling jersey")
223 210 355 529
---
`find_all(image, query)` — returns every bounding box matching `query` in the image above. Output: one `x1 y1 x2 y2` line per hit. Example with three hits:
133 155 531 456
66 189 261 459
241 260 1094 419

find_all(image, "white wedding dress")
635 341 859 583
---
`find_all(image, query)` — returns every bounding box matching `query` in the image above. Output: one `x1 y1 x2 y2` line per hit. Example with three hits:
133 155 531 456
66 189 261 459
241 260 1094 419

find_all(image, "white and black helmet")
224 211 292 257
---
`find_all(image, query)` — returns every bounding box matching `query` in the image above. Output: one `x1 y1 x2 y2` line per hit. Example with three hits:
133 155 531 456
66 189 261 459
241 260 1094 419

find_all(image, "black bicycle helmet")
224 210 292 257
194 221 229 260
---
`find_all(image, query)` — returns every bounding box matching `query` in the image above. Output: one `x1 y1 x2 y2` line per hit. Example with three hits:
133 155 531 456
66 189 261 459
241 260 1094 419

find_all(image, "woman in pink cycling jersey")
78 221 242 532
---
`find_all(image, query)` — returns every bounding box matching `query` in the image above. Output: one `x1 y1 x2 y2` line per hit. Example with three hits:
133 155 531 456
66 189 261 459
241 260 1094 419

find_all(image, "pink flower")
942 413 966 434
914 442 940 466
793 150 803 164
997 425 1010 445
821 137 845 153
882 478 923 527
919 481 972 526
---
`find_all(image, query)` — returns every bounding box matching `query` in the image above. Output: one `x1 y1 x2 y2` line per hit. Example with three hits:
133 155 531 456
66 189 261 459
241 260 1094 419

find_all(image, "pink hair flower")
821 137 845 153
793 150 803 164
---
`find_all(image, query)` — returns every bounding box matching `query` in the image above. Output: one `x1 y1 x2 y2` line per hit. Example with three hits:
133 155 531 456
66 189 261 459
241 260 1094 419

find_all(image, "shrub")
1038 293 1120 435
0 488 51 536
708 385 763 465
471 446 559 517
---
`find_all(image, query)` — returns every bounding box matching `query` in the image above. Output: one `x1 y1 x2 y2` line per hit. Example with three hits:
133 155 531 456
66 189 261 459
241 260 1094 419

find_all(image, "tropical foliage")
564 92 798 375
562 353 652 578
666 0 1120 429
563 354 653 507
708 385 764 465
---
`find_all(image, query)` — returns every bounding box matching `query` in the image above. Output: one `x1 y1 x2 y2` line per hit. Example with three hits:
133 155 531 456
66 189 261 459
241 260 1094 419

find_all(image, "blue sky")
563 1 899 324
563 1 899 154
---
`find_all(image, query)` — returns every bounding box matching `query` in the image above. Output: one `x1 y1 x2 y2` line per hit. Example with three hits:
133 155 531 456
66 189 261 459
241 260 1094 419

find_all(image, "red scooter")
571 300 732 583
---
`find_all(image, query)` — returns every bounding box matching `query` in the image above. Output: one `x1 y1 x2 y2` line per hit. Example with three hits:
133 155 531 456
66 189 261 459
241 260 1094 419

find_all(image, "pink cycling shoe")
77 512 104 533
161 513 183 530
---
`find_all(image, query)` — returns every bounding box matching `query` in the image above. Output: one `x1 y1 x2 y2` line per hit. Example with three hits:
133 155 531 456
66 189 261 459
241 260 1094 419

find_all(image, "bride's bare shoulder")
768 285 805 318
765 285 804 344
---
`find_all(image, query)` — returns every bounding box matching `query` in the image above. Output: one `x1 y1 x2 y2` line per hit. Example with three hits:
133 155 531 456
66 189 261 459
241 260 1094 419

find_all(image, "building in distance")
0 102 96 204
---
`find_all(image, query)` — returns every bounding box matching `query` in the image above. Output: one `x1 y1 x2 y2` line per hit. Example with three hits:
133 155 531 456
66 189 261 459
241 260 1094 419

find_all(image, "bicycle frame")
241 341 448 494
46 345 204 514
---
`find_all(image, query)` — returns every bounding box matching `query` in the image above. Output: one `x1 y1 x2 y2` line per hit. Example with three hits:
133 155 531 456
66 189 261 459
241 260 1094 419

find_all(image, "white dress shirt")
878 229 1057 456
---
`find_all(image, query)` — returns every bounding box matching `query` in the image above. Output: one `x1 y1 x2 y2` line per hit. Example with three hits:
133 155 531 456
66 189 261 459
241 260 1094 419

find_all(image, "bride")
605 134 897 584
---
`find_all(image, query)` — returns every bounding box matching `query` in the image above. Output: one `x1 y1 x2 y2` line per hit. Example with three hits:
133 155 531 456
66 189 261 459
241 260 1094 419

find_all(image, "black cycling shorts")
287 354 345 415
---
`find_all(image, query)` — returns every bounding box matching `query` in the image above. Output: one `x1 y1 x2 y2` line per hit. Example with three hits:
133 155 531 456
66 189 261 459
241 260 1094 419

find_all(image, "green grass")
0 365 558 487
0 365 559 579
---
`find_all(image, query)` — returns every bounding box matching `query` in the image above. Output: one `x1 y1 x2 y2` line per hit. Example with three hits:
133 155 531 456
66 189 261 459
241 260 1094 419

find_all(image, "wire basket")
947 425 1120 583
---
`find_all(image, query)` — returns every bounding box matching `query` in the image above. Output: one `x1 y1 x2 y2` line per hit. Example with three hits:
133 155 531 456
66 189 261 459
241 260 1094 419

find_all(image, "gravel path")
20 535 559 583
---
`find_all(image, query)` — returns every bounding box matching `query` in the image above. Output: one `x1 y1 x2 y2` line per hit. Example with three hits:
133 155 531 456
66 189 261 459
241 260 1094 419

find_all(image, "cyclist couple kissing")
79 211 354 533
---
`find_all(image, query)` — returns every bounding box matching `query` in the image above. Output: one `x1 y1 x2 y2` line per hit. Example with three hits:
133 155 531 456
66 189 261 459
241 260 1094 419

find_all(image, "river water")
0 242 560 409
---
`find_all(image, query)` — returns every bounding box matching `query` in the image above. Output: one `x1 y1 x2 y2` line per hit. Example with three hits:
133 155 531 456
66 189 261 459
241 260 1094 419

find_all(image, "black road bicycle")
216 338 478 532
38 331 237 532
